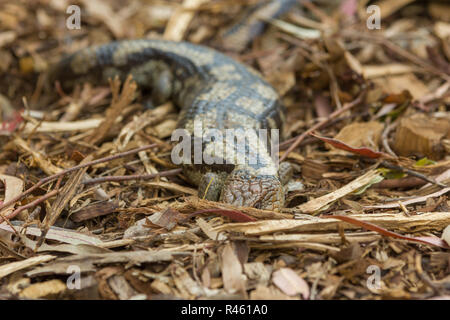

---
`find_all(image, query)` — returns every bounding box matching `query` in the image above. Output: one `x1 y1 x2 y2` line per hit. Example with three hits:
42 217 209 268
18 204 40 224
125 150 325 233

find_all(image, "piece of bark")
221 243 246 294
331 121 384 154
394 113 450 160
214 212 450 235
70 201 119 222
18 279 67 299
301 159 330 181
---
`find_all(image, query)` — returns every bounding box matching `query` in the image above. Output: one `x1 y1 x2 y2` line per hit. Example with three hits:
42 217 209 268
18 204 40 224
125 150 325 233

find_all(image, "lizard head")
219 168 284 212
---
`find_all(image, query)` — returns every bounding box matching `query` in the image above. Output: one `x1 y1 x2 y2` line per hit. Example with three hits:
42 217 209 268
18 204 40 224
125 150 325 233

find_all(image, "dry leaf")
149 207 182 231
272 268 309 299
0 174 24 217
221 243 246 294
313 121 386 157
374 74 429 100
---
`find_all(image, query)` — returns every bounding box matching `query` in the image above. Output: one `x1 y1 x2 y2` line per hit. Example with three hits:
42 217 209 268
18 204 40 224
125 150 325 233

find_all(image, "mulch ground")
0 0 449 300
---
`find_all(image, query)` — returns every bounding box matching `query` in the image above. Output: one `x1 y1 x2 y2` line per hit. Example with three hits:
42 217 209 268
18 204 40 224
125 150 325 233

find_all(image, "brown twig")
86 75 137 145
324 63 342 110
278 136 317 150
0 211 19 235
83 168 182 185
279 89 366 162
0 144 158 214
373 177 426 189
278 110 370 150
0 190 59 223
341 31 450 82
381 121 397 158
379 161 448 188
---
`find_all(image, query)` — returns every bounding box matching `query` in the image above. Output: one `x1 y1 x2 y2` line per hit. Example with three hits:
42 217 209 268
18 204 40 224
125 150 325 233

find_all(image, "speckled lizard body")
50 39 289 211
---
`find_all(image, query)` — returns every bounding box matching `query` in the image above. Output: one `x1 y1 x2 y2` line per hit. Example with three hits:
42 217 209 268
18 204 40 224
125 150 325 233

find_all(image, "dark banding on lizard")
220 0 297 51
50 39 291 211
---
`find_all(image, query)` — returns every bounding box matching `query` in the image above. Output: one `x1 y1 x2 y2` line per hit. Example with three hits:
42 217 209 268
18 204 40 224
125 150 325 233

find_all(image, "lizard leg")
278 161 294 185
198 172 226 202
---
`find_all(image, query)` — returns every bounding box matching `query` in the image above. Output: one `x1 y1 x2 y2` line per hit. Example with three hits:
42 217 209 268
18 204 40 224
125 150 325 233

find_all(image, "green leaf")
378 168 405 179
415 157 436 167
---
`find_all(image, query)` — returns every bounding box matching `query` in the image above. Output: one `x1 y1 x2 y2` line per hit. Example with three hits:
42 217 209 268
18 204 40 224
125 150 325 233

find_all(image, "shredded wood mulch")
0 0 449 300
